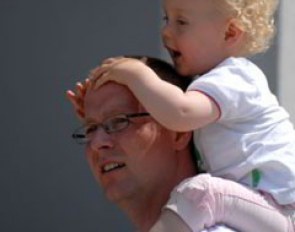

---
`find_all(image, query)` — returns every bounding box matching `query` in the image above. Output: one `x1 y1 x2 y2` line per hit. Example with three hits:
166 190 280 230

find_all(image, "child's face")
162 0 230 76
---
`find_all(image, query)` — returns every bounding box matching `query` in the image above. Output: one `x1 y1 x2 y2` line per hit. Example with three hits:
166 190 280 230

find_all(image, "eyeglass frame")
72 112 150 144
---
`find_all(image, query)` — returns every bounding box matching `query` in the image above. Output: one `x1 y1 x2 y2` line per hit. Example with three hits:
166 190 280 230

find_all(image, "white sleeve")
187 59 268 122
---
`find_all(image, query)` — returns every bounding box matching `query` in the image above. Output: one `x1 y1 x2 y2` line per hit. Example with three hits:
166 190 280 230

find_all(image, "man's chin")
104 183 136 204
105 188 125 203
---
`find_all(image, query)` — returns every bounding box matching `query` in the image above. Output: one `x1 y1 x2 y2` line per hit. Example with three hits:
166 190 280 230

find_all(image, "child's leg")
281 203 295 231
202 225 236 232
165 174 294 232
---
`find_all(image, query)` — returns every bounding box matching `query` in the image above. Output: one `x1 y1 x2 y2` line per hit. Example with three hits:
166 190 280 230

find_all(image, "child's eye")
176 19 188 25
162 15 168 23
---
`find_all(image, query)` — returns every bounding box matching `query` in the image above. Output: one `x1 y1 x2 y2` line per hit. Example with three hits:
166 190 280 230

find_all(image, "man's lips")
101 162 126 174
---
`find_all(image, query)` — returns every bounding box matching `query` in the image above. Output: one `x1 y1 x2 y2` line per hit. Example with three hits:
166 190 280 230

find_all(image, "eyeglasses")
72 112 150 144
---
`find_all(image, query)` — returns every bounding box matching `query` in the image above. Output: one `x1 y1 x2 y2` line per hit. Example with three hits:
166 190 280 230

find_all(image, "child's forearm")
128 67 219 131
89 58 219 131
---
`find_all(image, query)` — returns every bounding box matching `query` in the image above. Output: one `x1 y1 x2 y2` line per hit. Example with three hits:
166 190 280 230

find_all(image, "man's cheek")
84 148 100 180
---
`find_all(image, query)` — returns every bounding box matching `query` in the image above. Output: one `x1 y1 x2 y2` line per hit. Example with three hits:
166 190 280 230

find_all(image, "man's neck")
115 148 196 232
118 187 170 232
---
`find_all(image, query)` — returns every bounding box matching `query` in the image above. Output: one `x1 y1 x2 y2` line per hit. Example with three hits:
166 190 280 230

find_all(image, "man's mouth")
101 162 125 173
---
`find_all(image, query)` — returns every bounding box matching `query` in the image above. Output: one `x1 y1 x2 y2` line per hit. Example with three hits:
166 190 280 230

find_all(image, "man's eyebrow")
84 107 136 124
84 118 97 124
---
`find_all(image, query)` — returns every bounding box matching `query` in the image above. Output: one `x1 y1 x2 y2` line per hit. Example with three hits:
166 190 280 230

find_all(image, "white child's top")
187 57 295 205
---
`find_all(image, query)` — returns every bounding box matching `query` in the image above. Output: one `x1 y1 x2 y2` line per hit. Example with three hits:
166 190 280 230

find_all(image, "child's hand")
66 78 91 120
89 57 148 90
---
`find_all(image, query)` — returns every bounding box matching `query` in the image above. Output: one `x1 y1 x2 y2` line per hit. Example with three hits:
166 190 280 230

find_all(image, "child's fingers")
89 58 125 79
101 56 124 65
84 78 93 92
66 90 82 110
67 90 83 110
92 58 139 89
89 56 125 79
85 78 91 87
89 65 110 83
76 108 85 120
93 72 112 90
89 66 100 77
76 82 85 98
66 90 86 120
88 57 129 87
88 66 104 82
66 90 76 103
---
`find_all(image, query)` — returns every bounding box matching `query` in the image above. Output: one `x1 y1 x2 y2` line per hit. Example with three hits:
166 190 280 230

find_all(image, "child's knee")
193 174 221 194
184 174 219 202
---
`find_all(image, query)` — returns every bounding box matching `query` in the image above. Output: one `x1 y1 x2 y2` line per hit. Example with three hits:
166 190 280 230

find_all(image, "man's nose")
88 129 114 151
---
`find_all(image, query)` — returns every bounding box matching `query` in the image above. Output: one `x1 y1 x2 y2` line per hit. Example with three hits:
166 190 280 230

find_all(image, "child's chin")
176 65 190 76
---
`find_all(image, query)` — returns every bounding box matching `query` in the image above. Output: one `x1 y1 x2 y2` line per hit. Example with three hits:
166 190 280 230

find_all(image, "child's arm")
91 58 220 132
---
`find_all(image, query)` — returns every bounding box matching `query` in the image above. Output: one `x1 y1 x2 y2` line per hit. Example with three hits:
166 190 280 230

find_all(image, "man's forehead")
84 83 140 120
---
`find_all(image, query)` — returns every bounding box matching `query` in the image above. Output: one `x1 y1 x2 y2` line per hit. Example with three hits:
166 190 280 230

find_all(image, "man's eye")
85 125 97 135
106 117 128 132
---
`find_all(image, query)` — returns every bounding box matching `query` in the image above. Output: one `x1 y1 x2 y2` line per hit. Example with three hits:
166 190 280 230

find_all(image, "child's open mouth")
167 47 182 63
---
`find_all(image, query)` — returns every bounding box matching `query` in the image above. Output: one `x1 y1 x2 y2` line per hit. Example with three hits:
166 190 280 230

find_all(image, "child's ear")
224 19 244 45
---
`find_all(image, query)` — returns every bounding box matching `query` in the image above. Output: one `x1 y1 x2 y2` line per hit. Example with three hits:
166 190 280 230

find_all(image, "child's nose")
162 24 172 41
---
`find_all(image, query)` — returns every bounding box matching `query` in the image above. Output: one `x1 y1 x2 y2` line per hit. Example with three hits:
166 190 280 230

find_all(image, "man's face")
84 83 180 203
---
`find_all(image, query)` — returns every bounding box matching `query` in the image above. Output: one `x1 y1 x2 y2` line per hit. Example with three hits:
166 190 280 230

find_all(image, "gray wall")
0 1 161 231
1 0 287 232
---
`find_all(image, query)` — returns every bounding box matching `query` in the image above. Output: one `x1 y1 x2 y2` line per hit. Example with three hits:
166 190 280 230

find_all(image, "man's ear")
224 19 244 45
172 131 192 151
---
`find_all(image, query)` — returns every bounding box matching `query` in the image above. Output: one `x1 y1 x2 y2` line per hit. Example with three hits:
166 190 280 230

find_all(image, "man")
68 57 236 231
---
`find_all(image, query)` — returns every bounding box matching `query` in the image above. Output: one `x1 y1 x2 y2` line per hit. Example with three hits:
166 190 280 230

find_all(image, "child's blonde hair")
216 0 279 56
